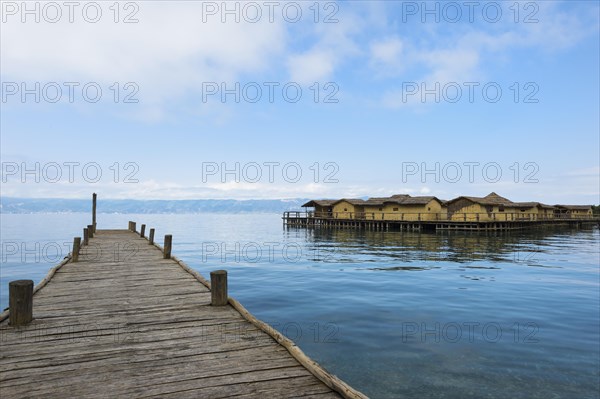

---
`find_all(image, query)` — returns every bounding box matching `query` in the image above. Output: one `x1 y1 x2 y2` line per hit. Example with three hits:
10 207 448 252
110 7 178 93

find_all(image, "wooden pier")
283 212 600 232
0 205 366 398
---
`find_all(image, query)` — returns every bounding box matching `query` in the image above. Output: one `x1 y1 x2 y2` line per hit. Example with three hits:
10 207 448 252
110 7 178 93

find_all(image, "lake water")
1 213 599 399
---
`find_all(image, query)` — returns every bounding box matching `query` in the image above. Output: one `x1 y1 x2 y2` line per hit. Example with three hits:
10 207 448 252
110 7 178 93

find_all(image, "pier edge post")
92 193 97 233
149 228 155 245
83 227 89 246
131 222 136 233
210 270 228 306
140 224 146 238
163 235 172 259
87 225 94 239
9 280 33 326
72 237 81 262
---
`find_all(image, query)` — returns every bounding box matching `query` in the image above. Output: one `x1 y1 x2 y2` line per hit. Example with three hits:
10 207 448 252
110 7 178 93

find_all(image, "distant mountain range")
0 197 309 214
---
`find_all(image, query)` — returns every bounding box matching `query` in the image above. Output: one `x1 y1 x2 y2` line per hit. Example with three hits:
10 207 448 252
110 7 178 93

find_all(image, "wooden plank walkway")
0 229 363 398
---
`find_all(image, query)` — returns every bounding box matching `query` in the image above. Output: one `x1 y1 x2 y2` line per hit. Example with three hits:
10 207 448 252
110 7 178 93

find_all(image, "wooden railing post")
149 228 155 245
9 280 33 326
92 193 97 232
83 227 89 246
140 224 146 238
131 222 136 233
163 235 172 259
72 237 81 262
87 224 94 239
210 270 228 306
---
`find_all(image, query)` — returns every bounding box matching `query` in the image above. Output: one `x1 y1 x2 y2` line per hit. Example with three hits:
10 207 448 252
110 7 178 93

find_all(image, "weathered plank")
0 230 364 398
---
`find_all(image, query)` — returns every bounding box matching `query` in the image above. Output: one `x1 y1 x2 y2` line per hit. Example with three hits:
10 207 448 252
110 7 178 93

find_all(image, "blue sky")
1 0 599 204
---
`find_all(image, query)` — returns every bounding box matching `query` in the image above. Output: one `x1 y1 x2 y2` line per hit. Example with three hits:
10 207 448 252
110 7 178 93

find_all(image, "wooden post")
83 227 89 246
163 235 172 259
72 237 81 262
210 270 228 306
9 280 33 326
131 222 136 233
87 224 94 239
149 228 155 245
92 193 97 233
140 224 146 238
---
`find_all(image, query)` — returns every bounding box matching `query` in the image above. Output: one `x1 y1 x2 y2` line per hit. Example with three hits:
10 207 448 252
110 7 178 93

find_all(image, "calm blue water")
1 213 599 399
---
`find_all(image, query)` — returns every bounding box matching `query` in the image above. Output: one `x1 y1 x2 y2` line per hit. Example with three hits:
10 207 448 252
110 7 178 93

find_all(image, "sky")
1 0 599 204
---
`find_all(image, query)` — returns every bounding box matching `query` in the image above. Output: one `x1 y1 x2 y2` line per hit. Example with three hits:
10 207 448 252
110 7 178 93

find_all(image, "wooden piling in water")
163 234 172 259
92 193 97 232
9 280 33 326
210 270 228 306
72 237 81 262
140 224 146 238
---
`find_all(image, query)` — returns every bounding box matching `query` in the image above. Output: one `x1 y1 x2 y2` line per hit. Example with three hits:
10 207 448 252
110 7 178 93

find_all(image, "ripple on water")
1 214 598 399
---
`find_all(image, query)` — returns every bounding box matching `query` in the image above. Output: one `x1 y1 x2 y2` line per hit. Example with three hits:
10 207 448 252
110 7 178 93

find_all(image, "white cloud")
560 166 600 178
373 1 597 109
515 1 599 50
286 50 335 85
285 4 364 85
0 180 357 200
0 2 287 117
2 1 597 119
369 36 404 70
371 38 403 63
419 48 481 83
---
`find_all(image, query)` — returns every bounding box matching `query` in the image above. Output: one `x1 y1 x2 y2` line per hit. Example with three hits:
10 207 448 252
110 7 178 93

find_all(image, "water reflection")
1 214 598 399
284 225 598 268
